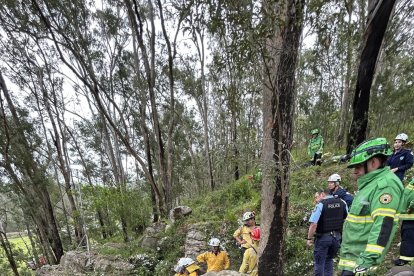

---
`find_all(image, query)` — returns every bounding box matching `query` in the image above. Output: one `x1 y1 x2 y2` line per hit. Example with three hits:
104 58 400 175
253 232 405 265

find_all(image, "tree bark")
259 0 304 275
346 0 396 153
0 228 19 276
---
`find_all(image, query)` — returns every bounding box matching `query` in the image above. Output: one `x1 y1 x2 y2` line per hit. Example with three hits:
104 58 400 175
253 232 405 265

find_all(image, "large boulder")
60 251 91 273
140 221 167 249
169 206 192 222
35 265 70 276
93 255 135 273
385 266 414 276
37 250 135 275
185 224 207 258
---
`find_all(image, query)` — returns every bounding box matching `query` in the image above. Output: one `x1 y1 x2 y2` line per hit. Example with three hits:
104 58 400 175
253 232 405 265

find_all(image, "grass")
0 235 34 276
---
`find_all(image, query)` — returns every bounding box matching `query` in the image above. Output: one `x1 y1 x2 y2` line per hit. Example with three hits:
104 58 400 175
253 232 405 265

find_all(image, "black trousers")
400 220 414 260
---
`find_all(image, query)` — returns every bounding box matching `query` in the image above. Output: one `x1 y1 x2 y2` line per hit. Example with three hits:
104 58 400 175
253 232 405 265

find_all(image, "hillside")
4 161 412 275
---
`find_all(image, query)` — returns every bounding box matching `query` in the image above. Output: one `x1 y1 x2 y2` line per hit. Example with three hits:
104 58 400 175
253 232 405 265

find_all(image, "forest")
0 0 413 275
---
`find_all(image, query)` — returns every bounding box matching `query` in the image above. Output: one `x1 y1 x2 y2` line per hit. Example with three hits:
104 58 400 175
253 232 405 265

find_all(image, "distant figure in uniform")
387 133 413 181
308 128 324 165
307 188 348 276
327 173 353 208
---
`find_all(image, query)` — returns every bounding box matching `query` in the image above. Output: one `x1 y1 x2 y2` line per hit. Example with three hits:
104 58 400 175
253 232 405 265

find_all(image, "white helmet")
208 238 220 247
328 173 341 183
395 133 408 142
242 211 255 221
178 257 194 267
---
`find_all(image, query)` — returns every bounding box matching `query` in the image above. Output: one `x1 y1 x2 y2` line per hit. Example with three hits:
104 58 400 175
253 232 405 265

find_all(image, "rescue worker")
196 238 230 272
174 257 201 276
307 188 348 276
239 227 260 276
338 137 404 276
327 173 354 208
308 128 324 165
233 211 258 256
387 133 413 181
394 178 414 266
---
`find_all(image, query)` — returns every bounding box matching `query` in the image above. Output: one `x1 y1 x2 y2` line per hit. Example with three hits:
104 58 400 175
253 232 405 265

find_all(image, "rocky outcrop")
35 250 136 276
184 224 208 258
140 221 167 250
385 266 414 276
169 206 192 222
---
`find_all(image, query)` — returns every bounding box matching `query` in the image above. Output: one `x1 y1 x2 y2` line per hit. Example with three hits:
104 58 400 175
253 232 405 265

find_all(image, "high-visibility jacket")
185 263 200 276
308 135 324 158
239 244 258 276
233 225 254 249
338 167 403 271
398 181 414 221
196 250 230 272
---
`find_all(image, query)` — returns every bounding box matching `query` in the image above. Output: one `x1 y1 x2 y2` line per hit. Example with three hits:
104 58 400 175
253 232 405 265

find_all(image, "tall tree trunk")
0 71 64 263
0 228 19 276
37 69 84 245
259 0 304 275
346 0 396 153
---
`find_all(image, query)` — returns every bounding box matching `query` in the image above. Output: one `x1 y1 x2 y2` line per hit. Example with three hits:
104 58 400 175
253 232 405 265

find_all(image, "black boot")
394 259 409 266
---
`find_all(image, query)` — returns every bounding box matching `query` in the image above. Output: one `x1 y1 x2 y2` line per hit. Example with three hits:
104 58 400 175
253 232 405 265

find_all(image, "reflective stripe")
399 214 414 219
371 208 396 218
365 244 384 254
346 214 373 223
407 184 414 191
400 256 414 261
339 259 356 269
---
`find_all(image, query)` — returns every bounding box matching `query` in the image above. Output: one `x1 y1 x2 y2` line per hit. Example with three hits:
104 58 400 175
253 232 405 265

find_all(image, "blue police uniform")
309 196 348 276
332 187 353 209
387 148 413 181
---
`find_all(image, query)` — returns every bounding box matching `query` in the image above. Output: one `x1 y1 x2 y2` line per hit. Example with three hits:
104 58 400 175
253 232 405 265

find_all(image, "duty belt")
316 230 341 238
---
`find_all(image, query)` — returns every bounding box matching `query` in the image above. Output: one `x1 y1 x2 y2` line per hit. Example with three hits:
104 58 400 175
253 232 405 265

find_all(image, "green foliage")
82 184 152 240
0 236 34 275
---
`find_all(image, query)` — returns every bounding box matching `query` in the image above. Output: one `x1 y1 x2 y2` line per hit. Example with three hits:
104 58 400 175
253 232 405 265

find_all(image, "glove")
354 266 368 276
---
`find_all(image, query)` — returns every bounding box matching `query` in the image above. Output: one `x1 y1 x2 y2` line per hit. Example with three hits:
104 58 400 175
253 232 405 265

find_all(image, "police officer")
394 178 414 266
338 138 404 275
327 173 354 208
307 188 348 276
308 128 324 165
387 133 413 181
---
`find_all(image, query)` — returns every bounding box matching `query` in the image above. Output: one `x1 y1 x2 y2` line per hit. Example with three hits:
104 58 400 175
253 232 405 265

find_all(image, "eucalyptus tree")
0 72 64 263
346 0 397 152
259 0 304 274
369 0 414 137
295 0 365 148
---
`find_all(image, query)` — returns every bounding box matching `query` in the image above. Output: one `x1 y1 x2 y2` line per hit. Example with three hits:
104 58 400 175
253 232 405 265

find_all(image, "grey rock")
60 251 91 273
169 206 192 222
385 266 414 276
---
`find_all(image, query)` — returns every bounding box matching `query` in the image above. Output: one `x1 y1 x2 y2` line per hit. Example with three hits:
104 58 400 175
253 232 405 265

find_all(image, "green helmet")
348 138 392 168
311 128 319 135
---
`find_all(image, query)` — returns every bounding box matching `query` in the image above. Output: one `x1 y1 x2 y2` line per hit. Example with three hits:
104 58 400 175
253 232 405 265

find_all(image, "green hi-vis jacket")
398 180 414 221
307 135 324 157
338 167 404 271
